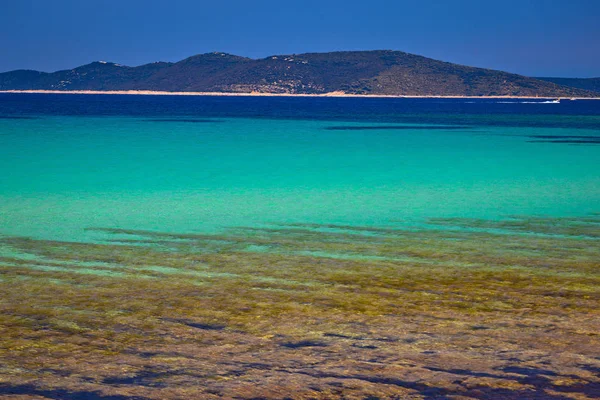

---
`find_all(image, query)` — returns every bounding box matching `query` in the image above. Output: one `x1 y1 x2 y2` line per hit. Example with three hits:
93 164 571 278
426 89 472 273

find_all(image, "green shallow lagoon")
1 115 599 241
0 95 599 399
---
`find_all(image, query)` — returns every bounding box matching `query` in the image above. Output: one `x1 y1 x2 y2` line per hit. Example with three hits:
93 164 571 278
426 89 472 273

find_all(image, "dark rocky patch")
237 362 273 370
425 366 504 379
470 325 491 330
163 318 226 331
501 366 558 376
527 134 600 144
529 135 600 140
323 332 355 339
578 364 600 374
528 139 600 144
103 368 170 387
144 118 223 123
461 386 571 400
426 365 600 399
281 339 329 348
0 384 147 399
402 337 419 343
325 125 471 130
282 369 451 398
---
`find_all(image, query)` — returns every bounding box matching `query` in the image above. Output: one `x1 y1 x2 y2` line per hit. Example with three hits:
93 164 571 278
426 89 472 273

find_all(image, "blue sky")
1 0 599 77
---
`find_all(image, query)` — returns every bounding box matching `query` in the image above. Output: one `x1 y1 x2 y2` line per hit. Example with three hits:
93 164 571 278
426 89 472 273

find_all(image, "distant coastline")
1 51 597 98
2 89 598 100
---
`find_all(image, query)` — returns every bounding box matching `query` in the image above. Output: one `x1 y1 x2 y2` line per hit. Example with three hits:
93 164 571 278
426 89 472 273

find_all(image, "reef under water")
0 215 599 399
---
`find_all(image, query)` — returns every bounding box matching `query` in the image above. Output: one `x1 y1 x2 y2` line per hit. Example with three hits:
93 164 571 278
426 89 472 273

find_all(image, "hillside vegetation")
0 50 595 97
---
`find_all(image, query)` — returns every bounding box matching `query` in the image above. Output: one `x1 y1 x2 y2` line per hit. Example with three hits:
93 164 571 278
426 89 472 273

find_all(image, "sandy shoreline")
1 89 599 100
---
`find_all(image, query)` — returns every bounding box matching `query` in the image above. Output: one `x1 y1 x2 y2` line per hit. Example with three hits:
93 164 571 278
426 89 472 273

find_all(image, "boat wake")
497 99 560 104
461 99 561 104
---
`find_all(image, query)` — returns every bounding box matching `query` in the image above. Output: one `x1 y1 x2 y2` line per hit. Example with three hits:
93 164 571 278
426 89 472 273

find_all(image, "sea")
0 93 599 243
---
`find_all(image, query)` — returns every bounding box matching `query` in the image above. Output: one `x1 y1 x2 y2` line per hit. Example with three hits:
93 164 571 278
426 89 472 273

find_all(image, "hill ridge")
0 50 596 97
536 77 600 94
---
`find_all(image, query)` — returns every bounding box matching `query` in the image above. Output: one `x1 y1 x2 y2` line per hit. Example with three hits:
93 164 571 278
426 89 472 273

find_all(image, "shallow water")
1 94 599 398
1 94 599 242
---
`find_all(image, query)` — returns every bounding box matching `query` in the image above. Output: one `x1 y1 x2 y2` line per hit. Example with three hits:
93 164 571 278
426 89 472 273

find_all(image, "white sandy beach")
1 89 598 100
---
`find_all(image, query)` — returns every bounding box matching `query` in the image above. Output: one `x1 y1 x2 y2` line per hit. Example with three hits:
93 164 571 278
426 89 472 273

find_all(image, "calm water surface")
1 94 599 242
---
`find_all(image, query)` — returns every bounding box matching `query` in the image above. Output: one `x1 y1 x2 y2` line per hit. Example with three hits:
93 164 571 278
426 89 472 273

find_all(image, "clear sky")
1 0 599 77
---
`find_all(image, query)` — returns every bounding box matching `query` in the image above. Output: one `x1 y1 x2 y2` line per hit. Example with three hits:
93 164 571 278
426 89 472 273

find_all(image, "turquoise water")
1 97 599 242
